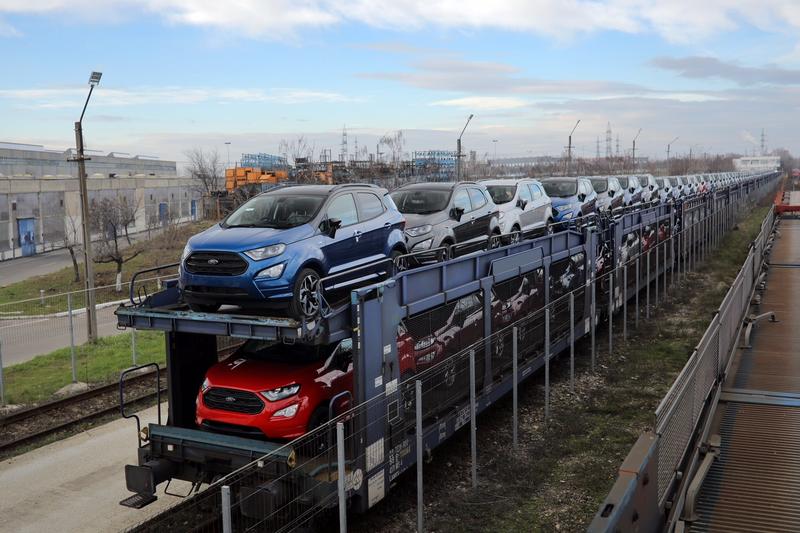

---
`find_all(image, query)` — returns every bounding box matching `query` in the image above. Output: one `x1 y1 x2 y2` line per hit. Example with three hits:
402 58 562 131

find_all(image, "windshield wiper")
225 223 258 228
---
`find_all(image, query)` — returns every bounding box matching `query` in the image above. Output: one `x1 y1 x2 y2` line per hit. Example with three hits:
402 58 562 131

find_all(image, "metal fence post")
68 292 77 383
0 337 4 406
569 292 575 391
608 270 613 355
337 421 347 533
131 328 137 366
623 266 627 341
590 279 596 372
646 251 651 319
221 485 232 533
469 349 477 489
635 256 640 329
545 307 550 420
416 380 424 533
655 244 659 308
39 289 45 306
512 326 519 450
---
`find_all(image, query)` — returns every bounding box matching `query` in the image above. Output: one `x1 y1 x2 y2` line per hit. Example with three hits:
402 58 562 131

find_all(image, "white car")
589 176 624 212
483 178 553 243
638 174 658 203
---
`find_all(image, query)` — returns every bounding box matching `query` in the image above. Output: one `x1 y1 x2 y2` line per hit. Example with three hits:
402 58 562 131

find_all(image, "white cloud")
431 96 528 111
0 86 352 108
2 0 800 42
0 17 20 36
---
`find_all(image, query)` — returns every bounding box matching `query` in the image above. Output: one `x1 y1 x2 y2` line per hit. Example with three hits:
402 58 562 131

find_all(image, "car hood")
403 212 449 230
205 357 319 392
188 223 315 252
550 196 578 208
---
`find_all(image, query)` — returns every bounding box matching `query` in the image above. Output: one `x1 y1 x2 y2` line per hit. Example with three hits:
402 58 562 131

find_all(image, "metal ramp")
691 219 800 532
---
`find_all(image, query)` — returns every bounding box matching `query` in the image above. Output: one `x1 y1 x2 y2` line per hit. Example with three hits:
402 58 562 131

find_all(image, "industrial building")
733 155 780 172
0 142 201 260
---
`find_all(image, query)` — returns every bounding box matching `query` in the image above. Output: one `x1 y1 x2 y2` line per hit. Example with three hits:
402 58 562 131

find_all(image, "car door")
609 178 623 209
320 192 364 273
580 180 596 215
516 182 535 230
468 187 493 241
529 183 549 228
355 191 388 258
451 187 473 245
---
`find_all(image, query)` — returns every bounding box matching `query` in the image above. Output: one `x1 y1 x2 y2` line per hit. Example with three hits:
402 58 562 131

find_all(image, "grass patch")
0 221 213 312
3 330 164 405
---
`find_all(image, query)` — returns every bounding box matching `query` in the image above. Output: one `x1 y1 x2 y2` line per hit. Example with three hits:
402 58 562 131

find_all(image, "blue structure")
412 150 457 181
240 153 288 170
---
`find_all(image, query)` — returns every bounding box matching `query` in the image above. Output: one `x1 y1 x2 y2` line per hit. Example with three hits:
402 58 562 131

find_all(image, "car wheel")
390 248 405 274
489 230 502 249
188 303 220 313
546 218 555 235
289 268 322 320
509 225 522 244
439 240 453 261
305 406 331 453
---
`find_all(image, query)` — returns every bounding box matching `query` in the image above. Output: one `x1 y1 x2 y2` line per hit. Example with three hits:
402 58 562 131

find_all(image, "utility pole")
224 141 231 169
492 139 498 162
456 114 474 181
566 119 580 176
70 71 102 342
666 136 679 175
631 128 642 172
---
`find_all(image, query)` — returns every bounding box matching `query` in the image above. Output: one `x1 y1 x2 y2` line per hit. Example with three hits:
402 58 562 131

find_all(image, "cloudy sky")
1 0 800 166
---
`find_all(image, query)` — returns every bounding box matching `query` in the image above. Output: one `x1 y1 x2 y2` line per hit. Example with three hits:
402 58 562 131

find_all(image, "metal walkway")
692 218 800 532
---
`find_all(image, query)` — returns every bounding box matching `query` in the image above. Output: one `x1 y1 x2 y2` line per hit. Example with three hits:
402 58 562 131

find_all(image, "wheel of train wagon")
289 268 322 321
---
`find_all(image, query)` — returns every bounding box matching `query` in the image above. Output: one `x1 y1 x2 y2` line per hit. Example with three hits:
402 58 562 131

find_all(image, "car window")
610 178 620 191
382 193 399 212
391 189 451 214
469 188 487 210
357 192 384 221
486 185 516 204
327 193 358 226
519 184 533 202
453 189 472 212
224 193 325 229
529 184 542 200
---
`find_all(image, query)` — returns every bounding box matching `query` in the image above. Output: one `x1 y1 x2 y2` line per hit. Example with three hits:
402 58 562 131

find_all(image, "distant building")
733 156 780 172
412 150 456 180
0 142 199 260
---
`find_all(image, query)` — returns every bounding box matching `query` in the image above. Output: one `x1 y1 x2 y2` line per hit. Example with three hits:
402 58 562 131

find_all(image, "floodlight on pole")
631 128 642 171
566 119 580 176
72 71 103 341
456 114 474 181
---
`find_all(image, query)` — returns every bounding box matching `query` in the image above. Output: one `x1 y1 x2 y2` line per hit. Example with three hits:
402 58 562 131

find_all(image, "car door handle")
353 230 362 242
384 222 391 227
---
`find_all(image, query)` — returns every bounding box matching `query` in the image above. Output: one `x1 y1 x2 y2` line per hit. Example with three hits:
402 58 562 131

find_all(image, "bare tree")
90 197 141 292
380 131 405 166
118 195 140 245
278 135 315 166
63 213 82 283
185 148 223 194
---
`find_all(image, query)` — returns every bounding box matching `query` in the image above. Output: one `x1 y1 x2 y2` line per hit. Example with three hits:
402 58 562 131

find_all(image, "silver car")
639 174 658 203
618 175 644 206
483 179 553 243
589 176 624 212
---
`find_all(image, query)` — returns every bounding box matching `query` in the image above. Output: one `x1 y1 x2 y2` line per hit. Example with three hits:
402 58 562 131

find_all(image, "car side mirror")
608 189 614 197
577 193 586 202
517 199 528 209
450 207 464 221
323 218 342 237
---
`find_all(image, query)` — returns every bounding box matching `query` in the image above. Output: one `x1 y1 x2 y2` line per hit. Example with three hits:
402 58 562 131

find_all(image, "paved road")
0 404 184 533
0 305 126 366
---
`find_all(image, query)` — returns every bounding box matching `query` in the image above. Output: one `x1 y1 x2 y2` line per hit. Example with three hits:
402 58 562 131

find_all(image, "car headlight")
498 211 505 220
261 384 300 402
414 336 434 351
255 262 285 279
406 224 433 237
181 243 192 261
412 238 433 250
272 404 299 418
201 377 210 392
561 211 574 219
244 243 286 261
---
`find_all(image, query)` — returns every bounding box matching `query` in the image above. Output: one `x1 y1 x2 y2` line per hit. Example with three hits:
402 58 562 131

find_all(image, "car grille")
185 252 248 276
203 387 264 414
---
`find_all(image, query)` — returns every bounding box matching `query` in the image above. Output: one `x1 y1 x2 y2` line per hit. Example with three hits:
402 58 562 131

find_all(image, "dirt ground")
348 205 770 533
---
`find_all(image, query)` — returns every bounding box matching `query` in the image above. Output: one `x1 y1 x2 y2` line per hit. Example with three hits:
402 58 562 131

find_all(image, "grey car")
589 176 624 212
390 181 501 261
482 178 553 243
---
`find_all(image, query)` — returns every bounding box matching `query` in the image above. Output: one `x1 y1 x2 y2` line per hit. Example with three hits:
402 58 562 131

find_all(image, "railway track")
0 369 165 454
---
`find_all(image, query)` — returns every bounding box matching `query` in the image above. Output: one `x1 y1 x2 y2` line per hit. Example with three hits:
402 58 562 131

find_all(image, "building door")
158 202 169 227
17 217 36 256
190 199 197 220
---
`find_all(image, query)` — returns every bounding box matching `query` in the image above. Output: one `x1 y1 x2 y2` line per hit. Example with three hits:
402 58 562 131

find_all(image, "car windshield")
237 339 335 364
224 193 324 229
542 181 578 198
391 189 451 214
589 179 608 193
485 185 517 204
618 177 629 188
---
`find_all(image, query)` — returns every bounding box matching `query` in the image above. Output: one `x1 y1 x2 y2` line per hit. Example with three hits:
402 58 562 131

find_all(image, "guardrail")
590 196 777 532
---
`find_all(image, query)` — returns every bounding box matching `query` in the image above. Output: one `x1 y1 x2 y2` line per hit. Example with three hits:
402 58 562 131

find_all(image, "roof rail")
332 183 380 190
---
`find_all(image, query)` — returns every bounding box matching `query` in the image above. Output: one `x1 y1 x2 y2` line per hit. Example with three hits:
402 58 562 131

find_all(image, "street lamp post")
631 128 642 171
666 136 679 174
567 119 580 176
225 141 231 168
71 71 102 342
456 114 474 181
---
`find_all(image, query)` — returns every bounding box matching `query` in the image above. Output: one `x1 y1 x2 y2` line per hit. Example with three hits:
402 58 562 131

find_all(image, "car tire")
488 230 502 249
390 248 405 275
188 302 220 313
289 267 322 321
546 218 555 235
306 406 331 453
509 225 522 244
439 240 453 261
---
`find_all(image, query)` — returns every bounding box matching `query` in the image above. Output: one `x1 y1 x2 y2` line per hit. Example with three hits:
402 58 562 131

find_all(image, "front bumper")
195 391 311 440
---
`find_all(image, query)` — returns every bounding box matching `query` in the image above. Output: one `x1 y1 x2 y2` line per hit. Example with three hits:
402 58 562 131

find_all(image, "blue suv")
179 184 406 319
541 177 598 222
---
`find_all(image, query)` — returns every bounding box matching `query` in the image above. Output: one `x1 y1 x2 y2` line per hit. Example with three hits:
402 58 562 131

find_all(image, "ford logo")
225 396 236 403
207 258 220 265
